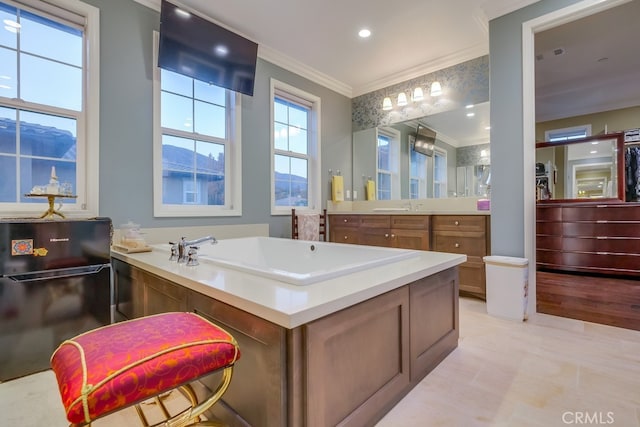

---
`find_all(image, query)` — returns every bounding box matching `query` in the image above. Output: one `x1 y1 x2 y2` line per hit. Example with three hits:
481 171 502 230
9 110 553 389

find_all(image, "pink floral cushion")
297 213 320 241
50 312 240 425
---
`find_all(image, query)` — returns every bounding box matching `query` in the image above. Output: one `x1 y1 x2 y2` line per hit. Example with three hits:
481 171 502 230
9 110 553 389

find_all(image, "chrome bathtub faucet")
169 236 217 263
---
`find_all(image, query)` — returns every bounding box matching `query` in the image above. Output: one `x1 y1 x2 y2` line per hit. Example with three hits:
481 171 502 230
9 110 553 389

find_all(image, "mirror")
352 102 491 200
535 133 624 201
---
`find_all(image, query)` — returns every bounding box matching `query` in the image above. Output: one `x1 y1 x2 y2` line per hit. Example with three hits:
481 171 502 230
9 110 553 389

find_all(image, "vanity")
329 210 490 299
111 239 465 426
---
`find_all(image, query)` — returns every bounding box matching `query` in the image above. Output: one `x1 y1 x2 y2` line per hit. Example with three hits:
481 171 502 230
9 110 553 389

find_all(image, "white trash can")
483 255 529 321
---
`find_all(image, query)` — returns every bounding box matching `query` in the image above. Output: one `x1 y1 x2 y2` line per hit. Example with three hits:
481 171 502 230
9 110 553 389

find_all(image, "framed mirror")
535 133 624 201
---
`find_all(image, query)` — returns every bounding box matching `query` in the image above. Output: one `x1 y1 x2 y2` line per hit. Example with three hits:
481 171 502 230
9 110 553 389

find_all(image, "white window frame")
0 0 100 218
270 79 321 215
545 124 592 142
152 31 242 217
377 127 400 200
433 147 447 198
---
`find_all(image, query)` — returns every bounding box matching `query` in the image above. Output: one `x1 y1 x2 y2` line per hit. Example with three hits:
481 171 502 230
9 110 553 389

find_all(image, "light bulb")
382 97 392 111
430 81 442 96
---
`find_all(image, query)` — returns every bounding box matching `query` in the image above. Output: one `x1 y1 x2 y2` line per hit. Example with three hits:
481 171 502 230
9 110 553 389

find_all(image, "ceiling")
138 0 638 136
148 0 540 97
535 0 640 122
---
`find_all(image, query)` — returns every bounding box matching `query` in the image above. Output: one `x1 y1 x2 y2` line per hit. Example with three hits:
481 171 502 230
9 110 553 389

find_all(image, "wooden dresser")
536 203 640 276
329 213 490 298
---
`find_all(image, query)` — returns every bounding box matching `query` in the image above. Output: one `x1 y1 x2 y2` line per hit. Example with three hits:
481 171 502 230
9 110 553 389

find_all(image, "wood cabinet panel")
536 221 563 236
329 215 361 228
142 272 188 315
562 237 640 253
305 287 409 427
536 206 562 221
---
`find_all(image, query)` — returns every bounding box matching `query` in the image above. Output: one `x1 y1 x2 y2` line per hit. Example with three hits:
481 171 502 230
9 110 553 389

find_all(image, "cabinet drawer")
329 215 361 227
537 250 640 275
330 227 360 244
360 215 391 228
432 231 487 256
536 235 562 251
562 205 640 222
432 215 486 232
390 215 429 230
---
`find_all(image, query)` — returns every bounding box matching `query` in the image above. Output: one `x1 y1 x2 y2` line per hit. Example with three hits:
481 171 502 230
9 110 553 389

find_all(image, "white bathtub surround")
185 237 419 285
112 237 465 328
111 223 269 247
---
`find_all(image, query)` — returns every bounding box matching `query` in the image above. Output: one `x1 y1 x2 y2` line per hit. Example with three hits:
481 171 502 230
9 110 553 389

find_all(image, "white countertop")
111 243 466 329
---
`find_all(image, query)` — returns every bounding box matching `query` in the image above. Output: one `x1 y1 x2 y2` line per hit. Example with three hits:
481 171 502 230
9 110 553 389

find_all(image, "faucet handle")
186 245 199 266
168 241 178 261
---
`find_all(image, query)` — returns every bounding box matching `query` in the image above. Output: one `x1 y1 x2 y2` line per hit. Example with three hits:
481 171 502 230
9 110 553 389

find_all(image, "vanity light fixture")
397 92 408 107
430 81 442 96
382 97 392 111
358 28 371 38
412 87 424 102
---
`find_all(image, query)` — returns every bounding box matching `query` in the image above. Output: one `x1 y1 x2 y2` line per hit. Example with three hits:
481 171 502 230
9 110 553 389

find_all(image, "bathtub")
191 237 419 285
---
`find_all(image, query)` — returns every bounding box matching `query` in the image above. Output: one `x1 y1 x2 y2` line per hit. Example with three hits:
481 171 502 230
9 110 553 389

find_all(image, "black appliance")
158 0 259 96
0 217 112 381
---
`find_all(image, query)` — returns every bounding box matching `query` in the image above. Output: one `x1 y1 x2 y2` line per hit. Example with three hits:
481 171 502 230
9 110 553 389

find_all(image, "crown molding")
132 0 159 11
351 42 489 97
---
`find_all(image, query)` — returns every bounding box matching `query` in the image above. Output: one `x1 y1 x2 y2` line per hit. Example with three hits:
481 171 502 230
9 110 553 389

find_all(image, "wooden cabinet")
432 215 490 299
110 259 459 427
330 214 430 250
536 203 640 276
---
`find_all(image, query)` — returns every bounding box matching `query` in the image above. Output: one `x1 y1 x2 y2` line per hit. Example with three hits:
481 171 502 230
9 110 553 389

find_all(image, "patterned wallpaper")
352 55 489 132
457 143 491 167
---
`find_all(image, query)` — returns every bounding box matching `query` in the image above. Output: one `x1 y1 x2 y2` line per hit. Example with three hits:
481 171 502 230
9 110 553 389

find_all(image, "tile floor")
1 297 639 426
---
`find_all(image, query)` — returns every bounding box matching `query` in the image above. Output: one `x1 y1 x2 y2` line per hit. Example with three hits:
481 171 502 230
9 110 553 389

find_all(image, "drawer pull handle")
454 221 460 226
455 243 460 248
384 233 389 238
344 236 348 240
596 220 608 224
391 234 396 238
596 236 608 240
343 219 348 223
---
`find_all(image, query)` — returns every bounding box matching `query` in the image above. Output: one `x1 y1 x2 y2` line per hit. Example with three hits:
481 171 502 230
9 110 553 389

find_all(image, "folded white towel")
297 213 320 241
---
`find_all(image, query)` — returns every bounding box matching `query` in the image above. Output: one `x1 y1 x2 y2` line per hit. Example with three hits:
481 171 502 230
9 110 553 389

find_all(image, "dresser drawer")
562 236 640 253
563 222 640 238
329 215 361 228
432 231 487 257
562 205 640 222
536 206 562 222
432 215 486 232
536 221 563 236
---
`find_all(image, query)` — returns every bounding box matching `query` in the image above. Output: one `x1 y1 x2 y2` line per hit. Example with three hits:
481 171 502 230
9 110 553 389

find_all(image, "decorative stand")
24 194 78 219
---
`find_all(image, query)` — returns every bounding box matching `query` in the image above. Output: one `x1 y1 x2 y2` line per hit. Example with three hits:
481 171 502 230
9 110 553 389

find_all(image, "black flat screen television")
413 125 436 157
158 0 258 96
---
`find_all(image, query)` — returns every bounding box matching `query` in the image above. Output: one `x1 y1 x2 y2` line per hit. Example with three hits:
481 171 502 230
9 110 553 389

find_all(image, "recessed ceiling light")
358 29 371 38
590 150 597 154
466 112 475 117
214 44 229 57
485 126 491 130
465 104 474 109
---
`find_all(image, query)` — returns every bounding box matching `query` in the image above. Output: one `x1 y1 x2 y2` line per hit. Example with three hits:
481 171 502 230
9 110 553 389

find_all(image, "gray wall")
488 0 581 256
83 0 351 236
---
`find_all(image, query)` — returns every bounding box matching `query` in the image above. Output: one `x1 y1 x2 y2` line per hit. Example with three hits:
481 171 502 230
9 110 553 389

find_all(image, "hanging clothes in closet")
625 145 640 202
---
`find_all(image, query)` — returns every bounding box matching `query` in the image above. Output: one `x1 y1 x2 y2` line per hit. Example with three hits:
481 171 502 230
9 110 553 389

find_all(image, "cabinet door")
142 272 188 315
358 227 391 247
458 259 486 296
391 229 430 250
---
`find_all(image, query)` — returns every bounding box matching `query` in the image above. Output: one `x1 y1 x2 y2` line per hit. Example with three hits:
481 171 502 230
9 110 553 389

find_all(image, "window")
270 79 320 214
409 141 428 199
153 32 242 217
433 148 447 198
0 0 99 217
377 128 400 200
545 124 591 142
